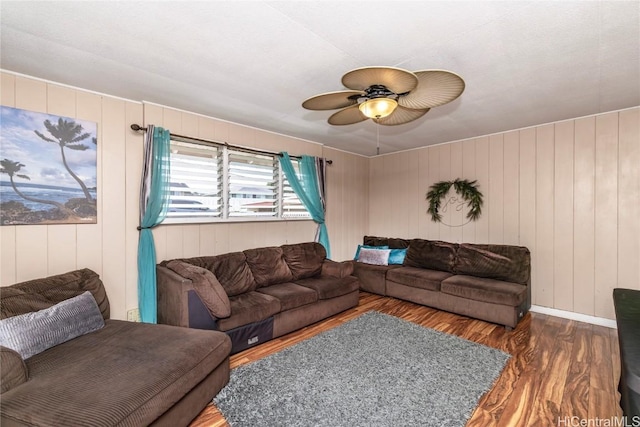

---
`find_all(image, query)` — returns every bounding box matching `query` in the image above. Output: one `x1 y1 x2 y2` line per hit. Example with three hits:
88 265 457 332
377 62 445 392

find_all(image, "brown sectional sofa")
157 242 359 354
0 269 231 427
353 236 531 329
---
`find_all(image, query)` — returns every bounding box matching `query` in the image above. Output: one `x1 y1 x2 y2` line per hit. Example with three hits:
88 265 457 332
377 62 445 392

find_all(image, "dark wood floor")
190 292 623 427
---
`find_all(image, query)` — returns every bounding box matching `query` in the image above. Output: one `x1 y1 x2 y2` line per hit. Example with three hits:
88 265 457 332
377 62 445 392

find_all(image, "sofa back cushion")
403 239 458 273
281 242 326 280
454 243 531 284
245 247 294 287
0 269 110 320
177 252 257 297
363 236 410 249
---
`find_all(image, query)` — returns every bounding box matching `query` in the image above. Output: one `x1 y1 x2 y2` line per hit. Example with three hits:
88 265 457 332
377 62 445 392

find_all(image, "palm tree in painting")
34 118 94 201
0 159 75 217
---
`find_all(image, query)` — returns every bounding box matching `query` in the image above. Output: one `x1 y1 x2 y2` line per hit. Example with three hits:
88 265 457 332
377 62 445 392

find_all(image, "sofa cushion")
0 320 231 427
257 282 319 311
353 263 400 295
364 236 410 249
281 242 326 280
177 252 257 297
386 267 452 291
217 291 281 332
0 268 110 320
404 239 458 273
441 275 527 306
165 261 231 318
322 260 354 278
454 243 531 284
0 291 105 360
0 346 28 393
244 247 294 288
294 275 359 300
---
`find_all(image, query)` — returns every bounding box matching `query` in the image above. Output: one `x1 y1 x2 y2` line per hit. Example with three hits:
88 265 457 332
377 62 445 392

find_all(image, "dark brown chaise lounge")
0 269 231 427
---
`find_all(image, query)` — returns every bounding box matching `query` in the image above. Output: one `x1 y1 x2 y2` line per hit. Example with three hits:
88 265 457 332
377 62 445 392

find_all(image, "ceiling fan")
302 66 465 126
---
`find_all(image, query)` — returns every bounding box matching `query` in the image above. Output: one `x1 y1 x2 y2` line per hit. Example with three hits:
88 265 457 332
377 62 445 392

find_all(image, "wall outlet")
127 308 140 322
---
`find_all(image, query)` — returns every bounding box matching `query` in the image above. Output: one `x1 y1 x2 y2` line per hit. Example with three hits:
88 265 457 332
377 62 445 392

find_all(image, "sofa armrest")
156 265 194 328
1 346 28 393
157 264 225 331
321 259 354 278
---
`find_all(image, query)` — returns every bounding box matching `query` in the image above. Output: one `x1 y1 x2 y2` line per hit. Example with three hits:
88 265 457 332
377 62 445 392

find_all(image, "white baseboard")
530 305 617 329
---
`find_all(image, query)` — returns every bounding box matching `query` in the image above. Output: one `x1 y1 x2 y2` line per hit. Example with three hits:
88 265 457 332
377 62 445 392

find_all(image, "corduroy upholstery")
294 275 359 300
157 242 359 354
353 236 532 329
281 242 325 280
0 268 109 320
216 292 281 332
244 247 294 288
257 282 318 311
164 261 231 318
0 347 27 394
0 269 231 427
441 275 527 306
403 239 458 273
386 266 452 291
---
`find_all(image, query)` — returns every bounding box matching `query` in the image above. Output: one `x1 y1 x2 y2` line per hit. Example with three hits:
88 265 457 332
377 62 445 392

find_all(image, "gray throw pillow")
357 247 391 266
0 291 105 360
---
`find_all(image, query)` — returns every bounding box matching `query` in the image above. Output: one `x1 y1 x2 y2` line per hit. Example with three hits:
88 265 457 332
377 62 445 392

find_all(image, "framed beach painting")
0 106 98 225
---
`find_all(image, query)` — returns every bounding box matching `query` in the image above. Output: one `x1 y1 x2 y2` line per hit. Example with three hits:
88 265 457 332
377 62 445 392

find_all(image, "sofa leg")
505 325 513 332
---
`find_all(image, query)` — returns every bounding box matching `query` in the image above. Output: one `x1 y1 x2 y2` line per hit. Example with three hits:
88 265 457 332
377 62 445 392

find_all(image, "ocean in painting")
0 181 97 211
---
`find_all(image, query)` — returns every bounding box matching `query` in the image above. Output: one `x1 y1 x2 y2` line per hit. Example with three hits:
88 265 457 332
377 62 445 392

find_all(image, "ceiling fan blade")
376 105 430 126
398 70 465 109
327 105 368 126
342 66 418 94
302 90 363 110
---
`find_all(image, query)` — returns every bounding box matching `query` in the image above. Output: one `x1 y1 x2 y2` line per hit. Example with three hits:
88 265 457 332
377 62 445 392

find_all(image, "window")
228 150 277 218
167 140 222 219
166 137 310 222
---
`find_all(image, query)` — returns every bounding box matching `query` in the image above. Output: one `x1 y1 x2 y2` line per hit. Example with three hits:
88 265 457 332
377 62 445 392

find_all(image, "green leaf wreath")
426 179 484 223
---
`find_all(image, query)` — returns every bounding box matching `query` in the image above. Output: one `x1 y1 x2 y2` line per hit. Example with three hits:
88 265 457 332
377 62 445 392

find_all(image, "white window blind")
167 140 222 218
228 150 278 218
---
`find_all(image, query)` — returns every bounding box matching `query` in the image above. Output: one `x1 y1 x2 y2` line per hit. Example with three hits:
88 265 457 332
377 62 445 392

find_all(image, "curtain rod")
130 124 332 164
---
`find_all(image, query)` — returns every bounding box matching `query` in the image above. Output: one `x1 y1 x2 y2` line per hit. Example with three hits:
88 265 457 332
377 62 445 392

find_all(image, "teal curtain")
137 126 171 323
279 152 331 258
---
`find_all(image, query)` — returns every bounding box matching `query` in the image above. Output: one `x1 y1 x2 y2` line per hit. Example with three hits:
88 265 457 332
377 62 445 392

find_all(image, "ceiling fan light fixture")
358 98 398 119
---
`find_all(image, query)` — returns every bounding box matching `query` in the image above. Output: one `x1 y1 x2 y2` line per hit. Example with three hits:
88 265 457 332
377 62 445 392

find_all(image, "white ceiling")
1 1 638 156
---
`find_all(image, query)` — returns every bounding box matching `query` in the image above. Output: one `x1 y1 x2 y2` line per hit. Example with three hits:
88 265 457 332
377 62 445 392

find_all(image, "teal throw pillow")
388 248 408 265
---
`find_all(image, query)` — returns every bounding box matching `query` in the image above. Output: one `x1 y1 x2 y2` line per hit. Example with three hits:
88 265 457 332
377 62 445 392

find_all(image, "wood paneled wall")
2 70 636 321
368 108 640 320
0 72 142 320
0 73 368 319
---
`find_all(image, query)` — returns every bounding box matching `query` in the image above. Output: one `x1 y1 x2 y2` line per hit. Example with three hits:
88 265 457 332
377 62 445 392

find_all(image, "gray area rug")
214 311 510 427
